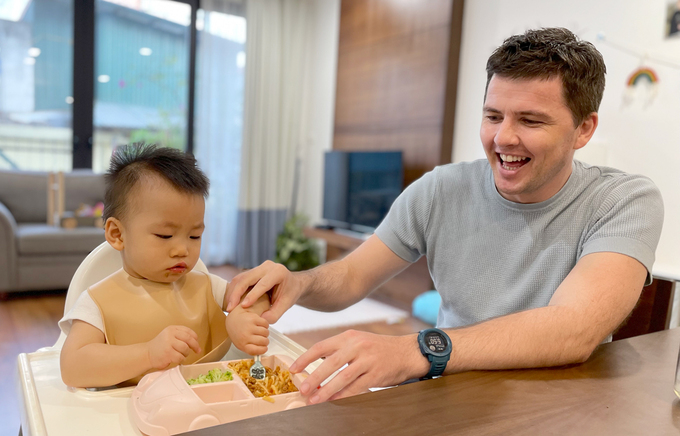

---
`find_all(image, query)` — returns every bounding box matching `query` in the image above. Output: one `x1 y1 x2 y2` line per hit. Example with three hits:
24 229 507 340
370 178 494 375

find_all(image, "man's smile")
498 153 531 171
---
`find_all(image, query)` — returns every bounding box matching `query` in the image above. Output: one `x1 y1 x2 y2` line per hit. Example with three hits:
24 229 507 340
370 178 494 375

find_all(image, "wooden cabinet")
304 227 433 311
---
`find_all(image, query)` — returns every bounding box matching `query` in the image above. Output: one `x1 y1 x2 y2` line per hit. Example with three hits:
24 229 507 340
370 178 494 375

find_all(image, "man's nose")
494 119 520 147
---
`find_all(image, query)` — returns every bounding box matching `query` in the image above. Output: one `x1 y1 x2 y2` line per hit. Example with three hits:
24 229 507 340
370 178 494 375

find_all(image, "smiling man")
227 28 664 404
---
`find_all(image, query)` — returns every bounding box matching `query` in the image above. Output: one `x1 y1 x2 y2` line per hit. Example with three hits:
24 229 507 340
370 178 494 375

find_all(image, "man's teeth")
500 154 528 163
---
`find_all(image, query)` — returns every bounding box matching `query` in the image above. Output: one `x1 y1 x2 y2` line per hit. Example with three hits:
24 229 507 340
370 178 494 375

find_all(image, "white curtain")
195 0 247 266
235 0 314 268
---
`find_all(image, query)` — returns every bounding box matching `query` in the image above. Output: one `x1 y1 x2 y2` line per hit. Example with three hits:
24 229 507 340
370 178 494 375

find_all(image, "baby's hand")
226 309 270 356
147 325 201 370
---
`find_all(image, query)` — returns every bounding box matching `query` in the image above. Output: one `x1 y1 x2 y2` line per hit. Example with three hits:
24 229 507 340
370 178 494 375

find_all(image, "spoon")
250 355 266 380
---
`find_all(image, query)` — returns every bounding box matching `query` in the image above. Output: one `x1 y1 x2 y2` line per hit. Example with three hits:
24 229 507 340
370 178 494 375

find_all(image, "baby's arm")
225 291 271 356
60 320 201 388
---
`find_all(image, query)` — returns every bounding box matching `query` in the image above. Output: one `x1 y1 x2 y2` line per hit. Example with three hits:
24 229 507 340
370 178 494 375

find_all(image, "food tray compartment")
130 355 308 436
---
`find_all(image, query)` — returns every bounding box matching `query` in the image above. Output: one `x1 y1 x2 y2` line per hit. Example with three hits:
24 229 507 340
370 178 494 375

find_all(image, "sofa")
0 169 106 293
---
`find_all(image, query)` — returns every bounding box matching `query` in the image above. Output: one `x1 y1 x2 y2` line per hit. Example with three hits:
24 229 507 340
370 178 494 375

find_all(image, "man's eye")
523 119 542 125
155 234 172 239
485 115 501 122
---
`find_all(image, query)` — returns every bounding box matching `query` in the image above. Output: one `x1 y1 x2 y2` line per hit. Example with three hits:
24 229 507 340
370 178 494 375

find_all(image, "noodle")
228 359 299 398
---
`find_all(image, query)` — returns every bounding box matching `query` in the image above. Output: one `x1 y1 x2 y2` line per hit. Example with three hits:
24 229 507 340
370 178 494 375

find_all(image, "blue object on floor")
412 290 441 325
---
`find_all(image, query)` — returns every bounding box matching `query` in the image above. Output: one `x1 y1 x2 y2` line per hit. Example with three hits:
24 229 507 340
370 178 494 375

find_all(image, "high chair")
50 241 210 350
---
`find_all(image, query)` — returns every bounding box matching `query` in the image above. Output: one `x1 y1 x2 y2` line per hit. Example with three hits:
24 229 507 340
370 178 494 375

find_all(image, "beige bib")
89 269 231 385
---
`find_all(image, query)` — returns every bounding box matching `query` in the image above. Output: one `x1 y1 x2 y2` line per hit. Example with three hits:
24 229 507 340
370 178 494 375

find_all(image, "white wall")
295 0 340 224
453 0 680 279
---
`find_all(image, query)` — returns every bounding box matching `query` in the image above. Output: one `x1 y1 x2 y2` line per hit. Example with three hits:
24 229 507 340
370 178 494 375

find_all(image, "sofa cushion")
0 169 105 224
0 170 48 223
16 224 106 255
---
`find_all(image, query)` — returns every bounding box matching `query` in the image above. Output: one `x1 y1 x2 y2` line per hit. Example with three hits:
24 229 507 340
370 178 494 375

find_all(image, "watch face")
424 331 448 354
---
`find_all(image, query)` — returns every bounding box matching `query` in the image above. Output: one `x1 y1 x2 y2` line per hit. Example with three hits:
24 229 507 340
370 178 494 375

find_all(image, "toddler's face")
119 176 205 283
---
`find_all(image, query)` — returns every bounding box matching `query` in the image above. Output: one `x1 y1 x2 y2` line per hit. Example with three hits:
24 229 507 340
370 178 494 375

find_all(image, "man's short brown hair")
485 27 606 126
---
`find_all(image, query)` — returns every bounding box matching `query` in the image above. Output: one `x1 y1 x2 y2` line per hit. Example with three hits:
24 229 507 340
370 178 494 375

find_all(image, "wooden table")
183 328 680 435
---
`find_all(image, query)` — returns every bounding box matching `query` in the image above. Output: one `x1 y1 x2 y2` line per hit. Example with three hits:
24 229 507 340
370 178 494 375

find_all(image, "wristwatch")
417 328 452 380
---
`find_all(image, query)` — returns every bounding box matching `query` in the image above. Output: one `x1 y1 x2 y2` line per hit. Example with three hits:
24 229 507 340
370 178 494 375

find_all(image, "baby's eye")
155 234 172 239
190 236 201 240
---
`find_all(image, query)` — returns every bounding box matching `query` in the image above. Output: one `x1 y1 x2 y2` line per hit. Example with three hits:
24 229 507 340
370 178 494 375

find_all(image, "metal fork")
250 355 266 380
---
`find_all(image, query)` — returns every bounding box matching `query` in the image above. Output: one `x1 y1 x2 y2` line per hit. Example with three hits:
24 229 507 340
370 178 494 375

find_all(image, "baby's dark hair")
103 143 209 220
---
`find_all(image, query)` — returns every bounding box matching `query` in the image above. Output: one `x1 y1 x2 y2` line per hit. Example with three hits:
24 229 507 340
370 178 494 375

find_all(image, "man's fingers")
307 362 364 404
327 374 371 402
226 274 253 311
261 301 288 324
243 277 278 308
292 342 347 396
290 339 333 374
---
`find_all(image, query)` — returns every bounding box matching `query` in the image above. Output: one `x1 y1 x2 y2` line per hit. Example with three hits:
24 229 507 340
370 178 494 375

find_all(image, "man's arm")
226 235 412 323
289 251 647 403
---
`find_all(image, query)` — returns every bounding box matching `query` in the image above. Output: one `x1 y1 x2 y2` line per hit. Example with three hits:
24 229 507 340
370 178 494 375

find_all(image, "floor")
0 265 430 436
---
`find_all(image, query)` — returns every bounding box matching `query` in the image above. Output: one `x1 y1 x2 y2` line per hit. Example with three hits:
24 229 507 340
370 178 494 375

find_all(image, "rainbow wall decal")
626 67 659 87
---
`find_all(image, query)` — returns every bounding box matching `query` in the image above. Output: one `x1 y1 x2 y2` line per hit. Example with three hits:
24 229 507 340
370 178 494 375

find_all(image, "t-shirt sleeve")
209 273 229 311
580 175 664 285
58 290 105 336
375 168 439 262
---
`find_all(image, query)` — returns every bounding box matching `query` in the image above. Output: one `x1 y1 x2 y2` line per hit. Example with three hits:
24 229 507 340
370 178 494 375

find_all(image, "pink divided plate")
129 355 309 436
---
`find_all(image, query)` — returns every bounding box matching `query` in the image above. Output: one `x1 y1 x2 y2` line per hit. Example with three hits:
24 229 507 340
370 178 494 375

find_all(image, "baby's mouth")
499 153 530 171
167 262 187 273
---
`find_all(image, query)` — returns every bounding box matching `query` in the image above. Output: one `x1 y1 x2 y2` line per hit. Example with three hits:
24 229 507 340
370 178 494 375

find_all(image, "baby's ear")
105 217 125 251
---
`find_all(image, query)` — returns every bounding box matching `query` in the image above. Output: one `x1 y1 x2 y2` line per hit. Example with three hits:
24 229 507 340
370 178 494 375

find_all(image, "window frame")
72 0 199 169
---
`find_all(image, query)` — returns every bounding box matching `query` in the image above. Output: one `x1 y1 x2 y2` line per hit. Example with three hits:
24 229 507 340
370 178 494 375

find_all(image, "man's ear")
573 112 599 151
105 217 125 251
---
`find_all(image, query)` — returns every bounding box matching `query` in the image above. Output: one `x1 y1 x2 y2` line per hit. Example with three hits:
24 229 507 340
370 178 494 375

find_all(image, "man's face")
480 75 594 204
117 176 205 283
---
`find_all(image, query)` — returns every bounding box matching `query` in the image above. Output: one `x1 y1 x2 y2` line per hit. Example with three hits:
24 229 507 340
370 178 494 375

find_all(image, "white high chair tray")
17 329 319 436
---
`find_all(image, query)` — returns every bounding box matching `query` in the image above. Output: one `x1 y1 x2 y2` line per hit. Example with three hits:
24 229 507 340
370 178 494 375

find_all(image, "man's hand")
226 306 270 356
225 260 304 324
288 330 429 404
146 325 201 370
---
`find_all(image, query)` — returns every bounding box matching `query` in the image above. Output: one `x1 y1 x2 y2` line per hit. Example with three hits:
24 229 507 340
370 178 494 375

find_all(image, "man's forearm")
441 305 605 375
296 259 367 312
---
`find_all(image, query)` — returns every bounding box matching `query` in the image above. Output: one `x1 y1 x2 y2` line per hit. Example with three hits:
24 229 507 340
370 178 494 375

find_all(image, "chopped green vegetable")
187 368 233 385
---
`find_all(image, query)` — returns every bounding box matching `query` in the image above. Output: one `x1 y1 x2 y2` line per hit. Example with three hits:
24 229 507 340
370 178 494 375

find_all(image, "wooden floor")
0 265 430 436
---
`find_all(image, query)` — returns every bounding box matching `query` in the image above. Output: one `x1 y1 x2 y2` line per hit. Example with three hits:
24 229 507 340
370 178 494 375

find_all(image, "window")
92 0 192 172
0 0 74 171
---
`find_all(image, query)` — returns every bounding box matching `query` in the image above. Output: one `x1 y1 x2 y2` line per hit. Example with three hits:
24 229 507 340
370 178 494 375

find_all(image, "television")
322 150 403 232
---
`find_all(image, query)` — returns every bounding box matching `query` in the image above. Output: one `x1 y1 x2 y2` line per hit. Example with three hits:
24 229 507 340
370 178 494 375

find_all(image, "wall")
453 0 680 279
332 0 456 188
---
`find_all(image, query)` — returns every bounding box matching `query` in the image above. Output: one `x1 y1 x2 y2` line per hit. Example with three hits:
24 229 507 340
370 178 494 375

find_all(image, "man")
227 28 664 404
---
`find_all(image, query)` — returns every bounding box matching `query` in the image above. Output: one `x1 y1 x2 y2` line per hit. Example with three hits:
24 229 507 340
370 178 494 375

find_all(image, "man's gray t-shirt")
375 159 664 328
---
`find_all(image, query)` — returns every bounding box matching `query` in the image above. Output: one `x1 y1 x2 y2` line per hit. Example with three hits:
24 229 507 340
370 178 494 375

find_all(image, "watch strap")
426 354 450 378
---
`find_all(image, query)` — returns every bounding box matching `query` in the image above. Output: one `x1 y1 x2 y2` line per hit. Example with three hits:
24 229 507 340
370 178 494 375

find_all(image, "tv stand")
303 227 433 311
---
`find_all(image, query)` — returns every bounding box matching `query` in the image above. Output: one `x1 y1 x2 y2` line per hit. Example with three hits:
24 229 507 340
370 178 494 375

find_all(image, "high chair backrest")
52 241 210 349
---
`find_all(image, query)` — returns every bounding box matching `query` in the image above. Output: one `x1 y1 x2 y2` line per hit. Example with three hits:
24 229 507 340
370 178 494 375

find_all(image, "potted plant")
275 214 320 271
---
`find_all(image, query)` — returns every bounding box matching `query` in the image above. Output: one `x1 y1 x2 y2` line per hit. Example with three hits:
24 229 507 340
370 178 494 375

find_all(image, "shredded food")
228 359 298 399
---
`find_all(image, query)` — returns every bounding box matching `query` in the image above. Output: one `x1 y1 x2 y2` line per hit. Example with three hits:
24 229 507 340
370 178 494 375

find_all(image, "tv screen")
323 151 403 231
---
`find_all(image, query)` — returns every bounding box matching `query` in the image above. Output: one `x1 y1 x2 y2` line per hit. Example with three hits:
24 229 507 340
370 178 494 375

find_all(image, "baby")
60 143 269 388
